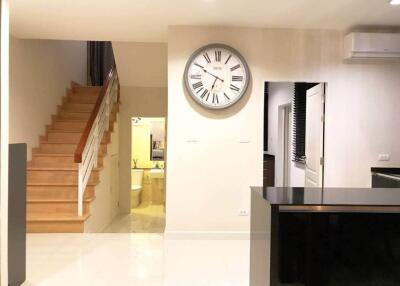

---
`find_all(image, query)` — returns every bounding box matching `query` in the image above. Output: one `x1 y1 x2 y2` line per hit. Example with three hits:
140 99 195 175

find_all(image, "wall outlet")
238 138 250 143
378 154 390 161
238 209 249 216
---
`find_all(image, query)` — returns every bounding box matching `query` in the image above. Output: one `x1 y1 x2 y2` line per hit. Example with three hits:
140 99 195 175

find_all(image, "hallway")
104 202 165 233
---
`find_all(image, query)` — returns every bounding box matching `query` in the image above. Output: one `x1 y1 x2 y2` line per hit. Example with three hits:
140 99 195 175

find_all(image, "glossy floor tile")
23 234 249 286
104 203 165 233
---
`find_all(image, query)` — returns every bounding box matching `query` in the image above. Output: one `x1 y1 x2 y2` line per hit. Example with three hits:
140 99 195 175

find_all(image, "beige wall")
85 117 120 232
119 86 167 212
112 42 167 87
9 36 87 159
166 26 400 235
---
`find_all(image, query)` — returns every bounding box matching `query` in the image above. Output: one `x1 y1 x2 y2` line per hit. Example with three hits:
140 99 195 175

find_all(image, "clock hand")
203 69 224 82
211 78 218 91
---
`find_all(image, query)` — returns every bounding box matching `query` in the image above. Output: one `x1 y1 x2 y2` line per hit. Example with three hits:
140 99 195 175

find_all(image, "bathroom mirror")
149 120 165 161
150 134 165 161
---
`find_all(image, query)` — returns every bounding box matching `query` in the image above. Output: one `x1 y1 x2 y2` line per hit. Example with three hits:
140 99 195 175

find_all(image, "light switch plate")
378 154 390 161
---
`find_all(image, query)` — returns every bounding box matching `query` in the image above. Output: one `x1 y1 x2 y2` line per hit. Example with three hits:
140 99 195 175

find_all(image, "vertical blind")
264 82 269 152
292 82 318 163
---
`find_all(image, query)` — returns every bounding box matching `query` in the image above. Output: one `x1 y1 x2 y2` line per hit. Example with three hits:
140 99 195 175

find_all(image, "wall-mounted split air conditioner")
344 32 400 59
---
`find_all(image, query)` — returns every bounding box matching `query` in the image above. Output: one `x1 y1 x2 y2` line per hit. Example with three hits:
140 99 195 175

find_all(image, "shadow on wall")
182 78 253 119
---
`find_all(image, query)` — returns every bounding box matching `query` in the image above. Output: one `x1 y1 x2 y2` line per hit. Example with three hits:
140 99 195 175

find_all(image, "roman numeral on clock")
215 50 222 62
196 87 204 94
230 64 240 71
200 89 209 100
230 84 240 92
192 82 203 90
224 93 230 101
194 63 204 69
203 53 211 63
212 93 219 104
190 74 202 80
232 75 243 82
225 54 232 64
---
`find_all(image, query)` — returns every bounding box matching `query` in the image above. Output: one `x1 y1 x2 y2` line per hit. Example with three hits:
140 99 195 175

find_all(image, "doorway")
130 117 166 233
264 82 325 188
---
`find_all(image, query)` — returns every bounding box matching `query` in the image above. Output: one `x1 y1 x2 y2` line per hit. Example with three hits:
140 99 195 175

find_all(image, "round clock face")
184 44 250 109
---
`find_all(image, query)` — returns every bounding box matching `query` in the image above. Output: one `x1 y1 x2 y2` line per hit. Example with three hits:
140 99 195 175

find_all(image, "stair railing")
74 66 119 216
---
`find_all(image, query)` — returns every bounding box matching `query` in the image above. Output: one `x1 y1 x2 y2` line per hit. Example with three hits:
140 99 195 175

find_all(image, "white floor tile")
23 234 250 286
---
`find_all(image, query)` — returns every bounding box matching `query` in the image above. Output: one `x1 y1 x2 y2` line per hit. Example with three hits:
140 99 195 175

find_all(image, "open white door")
305 84 325 187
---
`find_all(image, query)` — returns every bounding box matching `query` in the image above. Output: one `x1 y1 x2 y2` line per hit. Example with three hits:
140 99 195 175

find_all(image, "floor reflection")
24 234 249 286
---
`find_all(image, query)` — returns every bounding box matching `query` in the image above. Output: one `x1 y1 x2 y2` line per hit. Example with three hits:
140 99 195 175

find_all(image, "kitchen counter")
250 187 400 286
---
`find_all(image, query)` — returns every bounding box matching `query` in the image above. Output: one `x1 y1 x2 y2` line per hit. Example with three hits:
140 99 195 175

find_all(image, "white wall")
112 42 167 87
1 1 10 284
167 26 400 235
85 116 120 232
267 82 305 187
9 36 87 159
118 86 167 213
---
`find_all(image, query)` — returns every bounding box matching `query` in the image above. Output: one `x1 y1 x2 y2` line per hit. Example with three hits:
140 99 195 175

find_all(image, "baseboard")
164 230 250 240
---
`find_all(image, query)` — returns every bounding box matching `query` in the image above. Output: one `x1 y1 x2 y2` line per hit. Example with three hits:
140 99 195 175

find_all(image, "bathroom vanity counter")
250 187 400 286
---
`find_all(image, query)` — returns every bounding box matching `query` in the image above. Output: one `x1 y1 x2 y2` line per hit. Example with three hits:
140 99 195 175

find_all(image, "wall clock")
184 43 250 109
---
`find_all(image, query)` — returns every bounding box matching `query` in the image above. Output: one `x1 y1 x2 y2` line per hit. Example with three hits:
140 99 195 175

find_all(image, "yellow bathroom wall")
131 117 165 169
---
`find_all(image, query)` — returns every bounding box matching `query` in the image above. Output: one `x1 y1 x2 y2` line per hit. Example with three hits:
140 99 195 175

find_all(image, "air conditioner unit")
344 32 400 59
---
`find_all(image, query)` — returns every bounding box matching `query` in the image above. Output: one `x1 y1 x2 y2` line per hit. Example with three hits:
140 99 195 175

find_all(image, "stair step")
73 86 102 94
46 130 110 144
38 142 107 155
51 120 88 131
58 111 91 120
67 93 99 104
30 153 104 168
62 103 95 112
27 199 91 216
27 185 95 201
28 169 99 185
27 213 90 233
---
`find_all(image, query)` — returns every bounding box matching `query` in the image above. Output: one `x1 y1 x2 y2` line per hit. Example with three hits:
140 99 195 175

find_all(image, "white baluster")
78 163 84 216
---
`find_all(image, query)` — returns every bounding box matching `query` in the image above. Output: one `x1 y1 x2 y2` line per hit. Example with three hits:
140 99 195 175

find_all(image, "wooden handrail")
74 66 117 163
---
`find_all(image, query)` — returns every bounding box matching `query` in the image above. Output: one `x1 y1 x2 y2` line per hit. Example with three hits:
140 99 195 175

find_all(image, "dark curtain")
87 41 115 86
293 82 319 163
264 82 269 152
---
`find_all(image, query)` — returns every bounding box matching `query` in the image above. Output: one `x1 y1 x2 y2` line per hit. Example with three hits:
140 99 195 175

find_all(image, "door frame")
277 103 292 187
304 83 326 188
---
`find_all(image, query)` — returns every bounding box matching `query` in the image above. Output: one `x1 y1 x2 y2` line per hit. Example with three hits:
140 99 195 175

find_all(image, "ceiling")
11 0 400 42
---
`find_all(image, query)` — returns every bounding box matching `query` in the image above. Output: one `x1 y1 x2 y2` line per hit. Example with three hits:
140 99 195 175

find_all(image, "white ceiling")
11 0 400 42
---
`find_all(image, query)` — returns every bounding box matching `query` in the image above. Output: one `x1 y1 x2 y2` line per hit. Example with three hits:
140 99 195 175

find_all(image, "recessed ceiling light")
389 0 400 5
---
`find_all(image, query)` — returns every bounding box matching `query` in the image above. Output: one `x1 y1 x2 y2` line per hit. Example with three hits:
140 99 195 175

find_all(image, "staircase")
27 83 118 233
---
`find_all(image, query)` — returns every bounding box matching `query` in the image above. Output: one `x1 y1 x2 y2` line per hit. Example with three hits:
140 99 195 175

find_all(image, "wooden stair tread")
27 213 90 222
27 197 94 203
53 119 88 123
33 153 74 157
46 130 84 135
27 166 100 171
27 182 97 186
59 109 92 113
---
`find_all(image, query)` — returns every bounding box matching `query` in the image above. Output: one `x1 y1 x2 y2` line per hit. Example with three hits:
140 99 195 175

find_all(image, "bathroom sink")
149 168 164 179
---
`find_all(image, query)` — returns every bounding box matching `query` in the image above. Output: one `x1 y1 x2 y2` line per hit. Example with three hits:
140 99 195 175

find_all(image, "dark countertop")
251 186 400 207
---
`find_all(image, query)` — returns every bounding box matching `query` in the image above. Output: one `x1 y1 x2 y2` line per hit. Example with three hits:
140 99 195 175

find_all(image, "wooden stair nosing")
27 213 90 222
